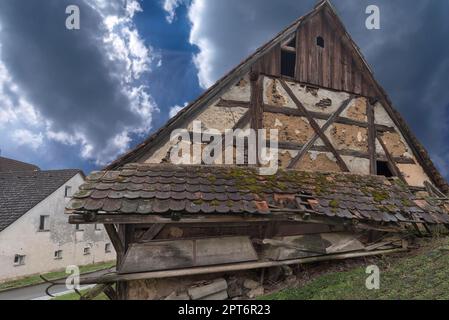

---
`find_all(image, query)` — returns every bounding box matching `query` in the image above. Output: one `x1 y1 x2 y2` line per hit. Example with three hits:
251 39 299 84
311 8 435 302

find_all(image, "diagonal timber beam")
377 135 407 183
279 79 350 172
104 224 124 256
288 96 354 169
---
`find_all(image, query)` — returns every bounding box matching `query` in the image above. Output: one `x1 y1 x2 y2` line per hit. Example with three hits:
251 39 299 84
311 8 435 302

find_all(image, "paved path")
0 269 111 300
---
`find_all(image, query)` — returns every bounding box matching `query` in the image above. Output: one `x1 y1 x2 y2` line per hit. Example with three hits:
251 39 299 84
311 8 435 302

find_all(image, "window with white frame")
95 224 101 231
75 224 84 232
65 185 72 198
54 250 63 260
39 215 50 232
14 254 26 266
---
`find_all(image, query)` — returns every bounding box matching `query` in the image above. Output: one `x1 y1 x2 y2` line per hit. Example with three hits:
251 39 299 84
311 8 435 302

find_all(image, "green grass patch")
262 237 449 300
53 289 108 301
0 261 115 292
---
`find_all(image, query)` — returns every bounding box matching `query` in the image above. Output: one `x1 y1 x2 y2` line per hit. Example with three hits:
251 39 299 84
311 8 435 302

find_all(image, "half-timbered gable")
106 1 447 194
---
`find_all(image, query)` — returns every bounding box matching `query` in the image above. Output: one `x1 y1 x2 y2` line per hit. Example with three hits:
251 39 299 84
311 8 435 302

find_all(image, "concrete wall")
0 173 115 283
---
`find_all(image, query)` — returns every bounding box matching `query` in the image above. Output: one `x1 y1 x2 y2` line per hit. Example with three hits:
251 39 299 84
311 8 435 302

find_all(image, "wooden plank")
263 233 365 261
288 97 353 169
104 224 124 256
188 278 228 300
103 285 117 300
72 248 407 285
263 103 395 132
118 236 258 274
139 224 165 242
367 101 377 174
279 78 349 172
216 99 250 109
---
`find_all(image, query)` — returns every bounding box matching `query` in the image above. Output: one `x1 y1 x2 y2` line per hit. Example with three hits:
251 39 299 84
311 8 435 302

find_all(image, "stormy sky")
0 0 448 179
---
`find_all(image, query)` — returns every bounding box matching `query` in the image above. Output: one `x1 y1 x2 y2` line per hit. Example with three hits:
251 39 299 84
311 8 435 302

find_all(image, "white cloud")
0 0 160 166
169 102 188 118
163 0 186 23
12 129 43 150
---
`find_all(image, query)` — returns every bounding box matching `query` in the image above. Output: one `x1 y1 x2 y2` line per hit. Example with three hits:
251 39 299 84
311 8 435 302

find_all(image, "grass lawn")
0 261 115 292
262 236 449 300
53 289 108 300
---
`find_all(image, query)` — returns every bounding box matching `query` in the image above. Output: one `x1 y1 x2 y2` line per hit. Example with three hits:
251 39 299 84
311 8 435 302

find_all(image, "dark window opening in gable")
281 50 296 78
376 161 394 178
316 36 324 48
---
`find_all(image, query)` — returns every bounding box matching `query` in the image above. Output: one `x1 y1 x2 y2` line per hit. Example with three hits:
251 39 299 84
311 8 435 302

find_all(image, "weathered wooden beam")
68 248 407 285
139 224 165 242
80 284 111 300
279 79 350 172
103 285 117 300
377 135 407 184
367 101 377 175
276 140 415 164
104 224 124 256
216 99 250 109
288 97 353 169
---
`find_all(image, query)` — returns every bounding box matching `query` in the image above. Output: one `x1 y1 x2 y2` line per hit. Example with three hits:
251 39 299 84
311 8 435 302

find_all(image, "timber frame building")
66 1 449 300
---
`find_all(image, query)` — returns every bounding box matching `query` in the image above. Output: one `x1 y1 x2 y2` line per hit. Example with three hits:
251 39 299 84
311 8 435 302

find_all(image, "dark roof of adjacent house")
0 156 40 172
0 169 82 232
102 0 448 195
67 164 449 225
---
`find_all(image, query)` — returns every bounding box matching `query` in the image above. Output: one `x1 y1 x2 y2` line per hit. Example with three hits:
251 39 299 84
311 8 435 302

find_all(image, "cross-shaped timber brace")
278 79 352 171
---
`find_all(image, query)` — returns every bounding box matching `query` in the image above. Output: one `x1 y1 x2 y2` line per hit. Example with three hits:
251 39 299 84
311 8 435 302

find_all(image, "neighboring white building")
0 163 115 283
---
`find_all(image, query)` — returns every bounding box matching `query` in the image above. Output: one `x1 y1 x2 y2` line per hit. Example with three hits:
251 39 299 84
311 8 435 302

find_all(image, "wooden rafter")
288 96 353 169
279 79 349 172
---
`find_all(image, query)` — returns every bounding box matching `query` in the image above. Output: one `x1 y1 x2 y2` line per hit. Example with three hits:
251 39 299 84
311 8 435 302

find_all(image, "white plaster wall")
0 173 115 282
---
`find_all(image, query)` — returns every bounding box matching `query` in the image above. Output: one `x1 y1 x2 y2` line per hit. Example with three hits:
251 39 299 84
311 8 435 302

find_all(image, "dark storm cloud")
0 0 154 163
185 0 449 177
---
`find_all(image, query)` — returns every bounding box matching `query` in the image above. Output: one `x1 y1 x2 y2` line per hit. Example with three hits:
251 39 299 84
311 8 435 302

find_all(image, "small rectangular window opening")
83 247 91 255
39 215 49 231
105 243 112 253
14 254 25 266
54 250 63 260
281 50 296 78
65 186 72 198
376 161 394 178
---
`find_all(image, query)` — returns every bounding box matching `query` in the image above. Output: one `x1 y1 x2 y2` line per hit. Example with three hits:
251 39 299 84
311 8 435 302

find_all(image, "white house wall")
0 173 115 282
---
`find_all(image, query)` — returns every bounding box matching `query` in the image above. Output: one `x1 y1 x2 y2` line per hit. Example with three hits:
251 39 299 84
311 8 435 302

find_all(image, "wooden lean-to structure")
66 1 449 300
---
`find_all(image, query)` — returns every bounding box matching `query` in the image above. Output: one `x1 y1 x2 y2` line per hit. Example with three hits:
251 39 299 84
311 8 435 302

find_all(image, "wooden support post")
367 101 377 175
250 72 264 165
279 79 349 172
